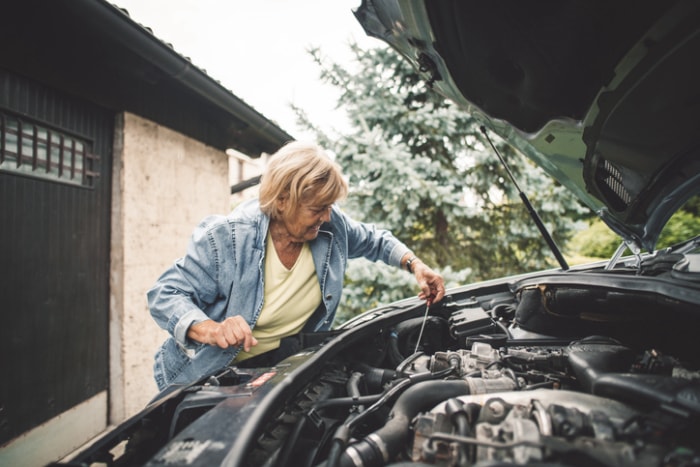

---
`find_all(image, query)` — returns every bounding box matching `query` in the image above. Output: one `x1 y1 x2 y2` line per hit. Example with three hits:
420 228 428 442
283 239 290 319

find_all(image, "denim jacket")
148 199 410 390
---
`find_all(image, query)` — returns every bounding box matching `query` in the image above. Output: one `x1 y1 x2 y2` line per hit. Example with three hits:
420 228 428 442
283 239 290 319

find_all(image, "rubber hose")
338 380 471 467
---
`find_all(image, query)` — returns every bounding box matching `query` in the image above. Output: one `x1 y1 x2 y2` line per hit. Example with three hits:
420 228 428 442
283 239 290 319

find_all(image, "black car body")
59 1 700 466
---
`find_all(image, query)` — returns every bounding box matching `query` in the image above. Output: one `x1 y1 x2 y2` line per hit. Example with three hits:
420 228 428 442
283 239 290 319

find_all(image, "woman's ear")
275 194 288 216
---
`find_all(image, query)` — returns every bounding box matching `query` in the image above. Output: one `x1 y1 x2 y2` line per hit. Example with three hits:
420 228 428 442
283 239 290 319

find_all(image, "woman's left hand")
412 260 446 305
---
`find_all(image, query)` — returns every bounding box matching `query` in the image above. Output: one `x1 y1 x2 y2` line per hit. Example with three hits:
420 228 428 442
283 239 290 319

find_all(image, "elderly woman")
148 141 445 390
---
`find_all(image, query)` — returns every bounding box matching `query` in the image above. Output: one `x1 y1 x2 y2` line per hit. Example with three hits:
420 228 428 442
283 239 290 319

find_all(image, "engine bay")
327 340 700 467
227 256 700 466
63 253 700 467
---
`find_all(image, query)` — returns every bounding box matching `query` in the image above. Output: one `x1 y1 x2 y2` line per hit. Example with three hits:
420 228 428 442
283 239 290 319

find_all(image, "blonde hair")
259 141 348 219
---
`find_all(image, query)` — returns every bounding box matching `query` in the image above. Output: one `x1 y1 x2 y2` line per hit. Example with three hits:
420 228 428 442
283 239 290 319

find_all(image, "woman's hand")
412 260 446 305
188 316 258 351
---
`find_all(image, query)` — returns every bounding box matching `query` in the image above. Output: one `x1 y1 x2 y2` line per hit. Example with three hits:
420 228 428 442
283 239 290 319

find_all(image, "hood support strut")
480 126 570 271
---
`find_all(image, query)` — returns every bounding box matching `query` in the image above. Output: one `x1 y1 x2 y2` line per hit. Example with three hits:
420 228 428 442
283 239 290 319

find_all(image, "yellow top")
234 232 321 362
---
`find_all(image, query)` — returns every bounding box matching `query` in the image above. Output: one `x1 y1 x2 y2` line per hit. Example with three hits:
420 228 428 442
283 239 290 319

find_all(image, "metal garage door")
0 69 113 448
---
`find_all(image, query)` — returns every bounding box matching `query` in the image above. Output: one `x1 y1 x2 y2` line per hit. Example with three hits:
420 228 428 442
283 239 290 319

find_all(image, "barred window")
0 112 99 188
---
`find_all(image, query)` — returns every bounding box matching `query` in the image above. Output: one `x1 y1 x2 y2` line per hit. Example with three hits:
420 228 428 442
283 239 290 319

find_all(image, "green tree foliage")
658 195 700 249
567 220 619 259
294 43 588 322
570 195 700 259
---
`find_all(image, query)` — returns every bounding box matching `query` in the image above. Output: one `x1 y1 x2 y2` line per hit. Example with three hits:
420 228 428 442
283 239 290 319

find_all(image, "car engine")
59 252 700 467
233 254 700 467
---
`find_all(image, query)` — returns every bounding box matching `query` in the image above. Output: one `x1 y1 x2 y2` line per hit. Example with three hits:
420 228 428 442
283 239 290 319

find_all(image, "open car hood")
354 0 700 252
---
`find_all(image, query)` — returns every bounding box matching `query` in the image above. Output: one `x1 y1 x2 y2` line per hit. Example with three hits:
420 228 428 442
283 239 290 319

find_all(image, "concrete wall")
110 112 231 420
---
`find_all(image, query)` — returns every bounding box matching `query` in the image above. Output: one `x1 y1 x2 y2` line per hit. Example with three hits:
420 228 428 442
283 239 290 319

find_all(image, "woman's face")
277 197 333 242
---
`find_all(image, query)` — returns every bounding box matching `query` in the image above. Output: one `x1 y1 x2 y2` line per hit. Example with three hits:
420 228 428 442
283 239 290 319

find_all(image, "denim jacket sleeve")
147 215 229 349
341 209 410 267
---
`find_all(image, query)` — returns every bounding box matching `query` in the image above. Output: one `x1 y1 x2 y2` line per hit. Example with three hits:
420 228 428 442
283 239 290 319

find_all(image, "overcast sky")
112 0 379 141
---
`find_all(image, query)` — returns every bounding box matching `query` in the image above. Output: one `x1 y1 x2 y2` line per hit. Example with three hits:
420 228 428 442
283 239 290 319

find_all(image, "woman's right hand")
187 316 258 351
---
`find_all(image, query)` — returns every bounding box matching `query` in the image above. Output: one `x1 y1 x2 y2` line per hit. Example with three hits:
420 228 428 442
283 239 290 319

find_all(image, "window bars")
0 111 99 188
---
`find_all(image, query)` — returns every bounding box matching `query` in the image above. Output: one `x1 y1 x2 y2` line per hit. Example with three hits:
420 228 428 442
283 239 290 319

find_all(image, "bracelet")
405 255 419 273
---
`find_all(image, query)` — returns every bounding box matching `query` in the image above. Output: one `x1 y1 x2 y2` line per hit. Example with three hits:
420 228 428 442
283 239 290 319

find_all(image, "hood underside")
355 0 700 251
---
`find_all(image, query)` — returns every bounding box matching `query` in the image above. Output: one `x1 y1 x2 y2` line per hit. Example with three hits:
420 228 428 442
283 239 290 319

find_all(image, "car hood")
354 0 700 252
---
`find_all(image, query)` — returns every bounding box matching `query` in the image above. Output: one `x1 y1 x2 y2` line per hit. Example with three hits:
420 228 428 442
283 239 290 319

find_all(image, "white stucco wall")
110 112 230 420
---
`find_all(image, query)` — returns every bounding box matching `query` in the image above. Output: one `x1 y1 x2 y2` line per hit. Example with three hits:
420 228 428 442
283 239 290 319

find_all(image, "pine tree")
294 43 587 323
